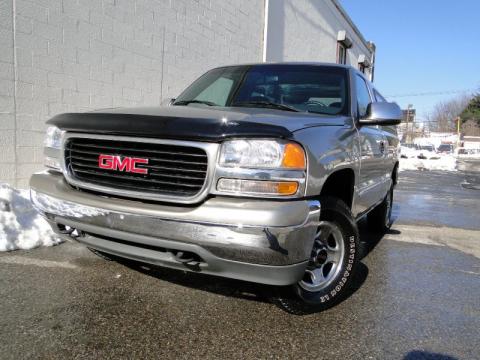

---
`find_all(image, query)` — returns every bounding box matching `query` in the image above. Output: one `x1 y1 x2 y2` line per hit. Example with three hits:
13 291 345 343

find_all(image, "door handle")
379 141 385 154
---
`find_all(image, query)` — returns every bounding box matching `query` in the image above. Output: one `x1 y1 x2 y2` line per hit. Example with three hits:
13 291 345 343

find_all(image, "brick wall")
1 0 264 187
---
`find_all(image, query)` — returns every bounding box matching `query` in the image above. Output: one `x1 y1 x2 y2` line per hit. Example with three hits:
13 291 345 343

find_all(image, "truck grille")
64 137 209 198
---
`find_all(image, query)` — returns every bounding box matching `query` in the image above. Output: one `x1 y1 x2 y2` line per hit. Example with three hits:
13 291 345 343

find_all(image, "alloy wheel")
299 221 345 292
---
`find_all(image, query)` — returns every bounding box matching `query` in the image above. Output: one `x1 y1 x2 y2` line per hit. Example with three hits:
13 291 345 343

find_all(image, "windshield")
173 65 349 116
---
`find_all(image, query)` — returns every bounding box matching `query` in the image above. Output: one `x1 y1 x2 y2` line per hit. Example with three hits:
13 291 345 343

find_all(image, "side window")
355 75 371 117
195 77 234 106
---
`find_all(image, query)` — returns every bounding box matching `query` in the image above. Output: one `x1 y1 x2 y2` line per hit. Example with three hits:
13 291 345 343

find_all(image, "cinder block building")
0 0 374 187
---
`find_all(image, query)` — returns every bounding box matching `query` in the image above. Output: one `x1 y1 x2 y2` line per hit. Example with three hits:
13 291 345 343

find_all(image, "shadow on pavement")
358 217 401 260
403 350 458 360
119 258 273 304
112 222 392 314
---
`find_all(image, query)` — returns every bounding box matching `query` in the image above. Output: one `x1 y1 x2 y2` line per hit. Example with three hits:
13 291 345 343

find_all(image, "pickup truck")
30 63 402 313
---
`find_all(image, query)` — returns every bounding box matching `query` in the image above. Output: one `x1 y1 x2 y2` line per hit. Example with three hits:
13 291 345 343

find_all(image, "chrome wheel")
299 221 345 292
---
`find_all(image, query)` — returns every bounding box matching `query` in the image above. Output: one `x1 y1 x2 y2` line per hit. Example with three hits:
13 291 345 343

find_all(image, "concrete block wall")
1 0 264 187
0 0 16 183
264 0 374 78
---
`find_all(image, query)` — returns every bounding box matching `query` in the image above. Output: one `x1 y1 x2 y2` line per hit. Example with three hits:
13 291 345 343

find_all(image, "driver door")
355 75 387 215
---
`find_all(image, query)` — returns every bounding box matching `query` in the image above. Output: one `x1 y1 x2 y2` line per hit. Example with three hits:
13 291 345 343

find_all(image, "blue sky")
340 0 480 119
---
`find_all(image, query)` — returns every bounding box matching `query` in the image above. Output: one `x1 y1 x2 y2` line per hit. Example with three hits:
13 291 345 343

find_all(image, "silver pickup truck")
30 63 401 312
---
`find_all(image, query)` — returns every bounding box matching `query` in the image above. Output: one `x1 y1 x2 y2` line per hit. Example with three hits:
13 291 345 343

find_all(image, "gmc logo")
98 154 149 174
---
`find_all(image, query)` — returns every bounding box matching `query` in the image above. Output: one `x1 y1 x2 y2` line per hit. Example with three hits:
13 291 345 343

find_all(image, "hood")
47 105 348 142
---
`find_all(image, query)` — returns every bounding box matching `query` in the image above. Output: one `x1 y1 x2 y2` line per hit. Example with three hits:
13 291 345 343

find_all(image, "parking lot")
1 167 479 359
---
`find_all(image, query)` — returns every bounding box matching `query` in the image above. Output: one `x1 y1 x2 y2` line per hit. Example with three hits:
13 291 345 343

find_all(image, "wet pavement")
1 170 479 359
394 169 480 230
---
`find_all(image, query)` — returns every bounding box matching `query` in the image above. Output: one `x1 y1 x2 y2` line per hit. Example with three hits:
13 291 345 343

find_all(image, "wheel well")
319 169 355 209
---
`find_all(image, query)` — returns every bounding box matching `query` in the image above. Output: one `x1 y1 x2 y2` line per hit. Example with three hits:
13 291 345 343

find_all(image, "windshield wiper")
173 100 219 106
305 110 333 115
233 101 299 112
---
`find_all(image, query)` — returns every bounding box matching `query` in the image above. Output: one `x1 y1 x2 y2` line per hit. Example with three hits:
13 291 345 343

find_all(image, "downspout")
368 41 376 82
12 0 18 187
262 0 269 62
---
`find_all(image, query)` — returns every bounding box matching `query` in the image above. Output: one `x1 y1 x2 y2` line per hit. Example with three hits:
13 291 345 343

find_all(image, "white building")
0 0 375 187
462 136 480 151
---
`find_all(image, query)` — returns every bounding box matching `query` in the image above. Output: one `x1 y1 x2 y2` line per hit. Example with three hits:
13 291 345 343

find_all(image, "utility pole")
456 116 461 148
406 104 413 143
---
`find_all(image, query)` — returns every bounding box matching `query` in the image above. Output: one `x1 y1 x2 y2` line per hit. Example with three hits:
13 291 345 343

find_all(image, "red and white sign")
98 154 149 174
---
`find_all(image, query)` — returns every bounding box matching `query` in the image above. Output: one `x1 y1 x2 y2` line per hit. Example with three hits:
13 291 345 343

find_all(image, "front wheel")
273 197 360 314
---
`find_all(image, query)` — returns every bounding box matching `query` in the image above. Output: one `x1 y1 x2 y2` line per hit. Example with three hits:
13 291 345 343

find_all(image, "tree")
462 119 480 136
459 93 480 135
427 95 471 132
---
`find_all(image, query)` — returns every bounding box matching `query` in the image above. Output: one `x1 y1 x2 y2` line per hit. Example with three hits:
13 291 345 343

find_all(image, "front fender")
292 125 360 197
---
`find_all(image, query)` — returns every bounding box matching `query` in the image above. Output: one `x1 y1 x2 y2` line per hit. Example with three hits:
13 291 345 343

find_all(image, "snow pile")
399 146 457 172
457 151 480 160
0 184 61 251
398 146 418 159
399 155 457 171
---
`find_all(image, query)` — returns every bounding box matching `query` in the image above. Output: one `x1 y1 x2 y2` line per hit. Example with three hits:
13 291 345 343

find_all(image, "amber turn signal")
281 143 306 169
276 181 299 195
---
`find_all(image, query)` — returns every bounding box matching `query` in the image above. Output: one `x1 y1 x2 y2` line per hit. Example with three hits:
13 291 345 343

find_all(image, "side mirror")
359 102 402 125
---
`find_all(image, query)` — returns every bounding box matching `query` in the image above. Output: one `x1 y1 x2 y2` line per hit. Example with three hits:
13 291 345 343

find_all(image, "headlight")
44 126 64 149
44 126 64 171
216 139 306 197
219 139 306 169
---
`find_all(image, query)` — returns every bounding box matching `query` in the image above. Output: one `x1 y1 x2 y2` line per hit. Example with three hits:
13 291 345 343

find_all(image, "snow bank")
399 147 457 172
0 184 61 252
399 155 457 172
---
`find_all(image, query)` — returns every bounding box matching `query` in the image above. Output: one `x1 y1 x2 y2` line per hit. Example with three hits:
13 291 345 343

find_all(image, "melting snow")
0 184 61 252
399 147 457 172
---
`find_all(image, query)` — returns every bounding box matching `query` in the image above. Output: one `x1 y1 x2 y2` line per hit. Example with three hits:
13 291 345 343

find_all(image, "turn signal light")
281 143 306 169
217 179 299 196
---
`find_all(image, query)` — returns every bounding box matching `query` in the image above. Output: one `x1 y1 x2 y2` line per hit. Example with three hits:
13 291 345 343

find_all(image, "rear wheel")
367 185 393 232
273 197 360 314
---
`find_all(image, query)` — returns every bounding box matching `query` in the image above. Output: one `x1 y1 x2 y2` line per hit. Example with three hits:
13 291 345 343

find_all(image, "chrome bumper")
30 171 320 285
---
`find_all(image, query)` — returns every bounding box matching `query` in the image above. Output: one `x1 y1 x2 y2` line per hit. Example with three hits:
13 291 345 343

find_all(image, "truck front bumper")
30 171 320 286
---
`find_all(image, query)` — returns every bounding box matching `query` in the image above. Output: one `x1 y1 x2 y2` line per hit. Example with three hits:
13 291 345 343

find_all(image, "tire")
88 247 114 261
367 185 393 233
273 196 360 314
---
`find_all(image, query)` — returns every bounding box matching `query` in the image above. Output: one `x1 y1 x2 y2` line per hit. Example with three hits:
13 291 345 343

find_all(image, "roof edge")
331 0 372 52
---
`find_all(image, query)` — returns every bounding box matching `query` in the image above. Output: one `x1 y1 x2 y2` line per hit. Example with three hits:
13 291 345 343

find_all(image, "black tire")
88 247 114 261
367 185 393 233
273 196 360 314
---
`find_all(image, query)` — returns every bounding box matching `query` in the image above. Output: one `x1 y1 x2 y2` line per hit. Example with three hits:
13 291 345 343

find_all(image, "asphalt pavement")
1 169 479 359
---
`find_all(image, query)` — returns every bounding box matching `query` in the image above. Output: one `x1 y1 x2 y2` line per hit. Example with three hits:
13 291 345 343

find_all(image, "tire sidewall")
385 186 393 228
294 199 359 307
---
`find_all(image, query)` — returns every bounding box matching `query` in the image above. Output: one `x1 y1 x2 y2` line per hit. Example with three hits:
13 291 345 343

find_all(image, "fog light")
217 178 299 196
44 156 61 171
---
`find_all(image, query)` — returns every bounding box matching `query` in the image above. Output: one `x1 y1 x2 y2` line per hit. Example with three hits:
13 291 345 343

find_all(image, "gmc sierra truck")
30 63 401 313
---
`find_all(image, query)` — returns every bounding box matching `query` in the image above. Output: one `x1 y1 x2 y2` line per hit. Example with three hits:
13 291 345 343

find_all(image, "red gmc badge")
98 154 148 174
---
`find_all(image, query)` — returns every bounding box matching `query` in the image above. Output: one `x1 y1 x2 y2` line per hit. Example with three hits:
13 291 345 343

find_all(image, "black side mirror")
359 102 402 125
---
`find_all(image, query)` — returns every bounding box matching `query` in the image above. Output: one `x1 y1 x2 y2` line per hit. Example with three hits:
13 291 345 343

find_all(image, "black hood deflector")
48 112 293 142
